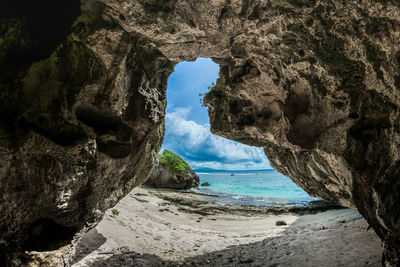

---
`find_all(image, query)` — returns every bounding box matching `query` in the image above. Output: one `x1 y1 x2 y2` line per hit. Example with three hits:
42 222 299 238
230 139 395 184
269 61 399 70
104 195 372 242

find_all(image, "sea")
193 169 320 207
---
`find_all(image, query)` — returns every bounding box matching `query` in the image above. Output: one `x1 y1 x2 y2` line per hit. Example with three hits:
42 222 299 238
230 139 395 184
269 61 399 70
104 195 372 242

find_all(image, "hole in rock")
160 58 318 207
23 218 76 251
348 112 360 119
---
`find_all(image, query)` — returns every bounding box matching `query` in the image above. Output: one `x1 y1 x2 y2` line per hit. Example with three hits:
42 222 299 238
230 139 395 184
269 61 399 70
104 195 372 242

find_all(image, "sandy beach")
72 187 382 266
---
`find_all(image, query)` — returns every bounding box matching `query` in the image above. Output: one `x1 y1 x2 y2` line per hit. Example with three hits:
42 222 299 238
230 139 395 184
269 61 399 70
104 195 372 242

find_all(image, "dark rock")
201 182 211 187
135 193 148 197
133 197 149 203
276 220 287 226
240 258 254 264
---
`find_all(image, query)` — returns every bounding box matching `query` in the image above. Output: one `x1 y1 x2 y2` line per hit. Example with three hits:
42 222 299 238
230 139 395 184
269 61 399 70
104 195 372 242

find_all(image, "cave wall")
0 0 173 265
1 0 400 266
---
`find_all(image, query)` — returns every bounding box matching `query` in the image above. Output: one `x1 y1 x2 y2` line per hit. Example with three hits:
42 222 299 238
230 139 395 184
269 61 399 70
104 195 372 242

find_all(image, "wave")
195 171 320 207
196 187 319 207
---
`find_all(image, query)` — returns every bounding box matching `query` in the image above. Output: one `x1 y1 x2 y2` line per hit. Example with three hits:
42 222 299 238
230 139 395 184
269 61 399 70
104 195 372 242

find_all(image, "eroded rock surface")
1 0 400 266
0 0 173 265
145 159 199 190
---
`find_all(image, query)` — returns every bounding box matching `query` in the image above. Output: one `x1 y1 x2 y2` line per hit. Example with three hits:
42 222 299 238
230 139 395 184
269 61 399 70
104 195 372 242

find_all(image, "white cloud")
164 108 271 170
187 158 271 171
166 108 209 146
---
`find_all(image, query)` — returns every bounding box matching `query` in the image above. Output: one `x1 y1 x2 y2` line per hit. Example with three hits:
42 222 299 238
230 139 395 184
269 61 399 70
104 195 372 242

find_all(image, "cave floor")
72 187 382 267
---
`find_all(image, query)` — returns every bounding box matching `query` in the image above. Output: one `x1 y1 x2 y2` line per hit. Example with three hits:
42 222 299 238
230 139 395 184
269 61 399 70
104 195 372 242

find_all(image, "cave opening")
160 57 318 207
23 218 76 252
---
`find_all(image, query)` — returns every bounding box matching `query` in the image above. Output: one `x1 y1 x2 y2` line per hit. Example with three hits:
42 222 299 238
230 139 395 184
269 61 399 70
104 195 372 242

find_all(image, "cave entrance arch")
1 0 399 265
155 57 319 206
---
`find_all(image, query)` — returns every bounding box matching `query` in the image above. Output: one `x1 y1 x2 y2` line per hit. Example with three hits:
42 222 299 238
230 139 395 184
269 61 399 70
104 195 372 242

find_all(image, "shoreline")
148 187 344 216
72 187 382 266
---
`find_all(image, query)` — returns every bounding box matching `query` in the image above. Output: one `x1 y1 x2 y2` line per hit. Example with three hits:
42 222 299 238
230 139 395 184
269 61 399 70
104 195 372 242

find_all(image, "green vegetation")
198 82 216 107
111 209 119 216
0 18 29 65
0 4 105 146
16 36 102 145
159 150 189 174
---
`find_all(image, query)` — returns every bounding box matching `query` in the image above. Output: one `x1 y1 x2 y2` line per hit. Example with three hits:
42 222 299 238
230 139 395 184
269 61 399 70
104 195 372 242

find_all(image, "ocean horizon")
193 167 275 174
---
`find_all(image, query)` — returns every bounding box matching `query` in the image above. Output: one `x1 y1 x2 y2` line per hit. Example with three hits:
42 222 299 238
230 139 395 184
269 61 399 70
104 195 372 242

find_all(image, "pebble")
240 258 254 264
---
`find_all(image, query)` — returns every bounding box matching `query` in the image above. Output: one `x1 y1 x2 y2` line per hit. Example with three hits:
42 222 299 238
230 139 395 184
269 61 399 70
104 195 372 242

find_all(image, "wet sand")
72 187 382 266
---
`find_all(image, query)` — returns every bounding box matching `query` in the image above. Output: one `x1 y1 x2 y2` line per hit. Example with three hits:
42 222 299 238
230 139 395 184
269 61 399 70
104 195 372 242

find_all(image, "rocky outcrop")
145 157 199 190
1 0 400 266
0 1 173 265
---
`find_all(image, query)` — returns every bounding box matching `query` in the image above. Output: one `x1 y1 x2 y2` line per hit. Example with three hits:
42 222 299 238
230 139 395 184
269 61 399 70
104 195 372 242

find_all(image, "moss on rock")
146 150 199 189
16 36 103 146
159 150 190 174
0 18 30 66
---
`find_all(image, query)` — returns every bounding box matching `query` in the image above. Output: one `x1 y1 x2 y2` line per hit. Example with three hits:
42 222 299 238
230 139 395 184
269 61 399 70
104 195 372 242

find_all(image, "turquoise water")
195 170 320 207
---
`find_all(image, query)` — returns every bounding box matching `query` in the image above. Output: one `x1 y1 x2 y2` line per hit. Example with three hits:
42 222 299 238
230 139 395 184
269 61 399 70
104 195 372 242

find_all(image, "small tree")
199 82 216 107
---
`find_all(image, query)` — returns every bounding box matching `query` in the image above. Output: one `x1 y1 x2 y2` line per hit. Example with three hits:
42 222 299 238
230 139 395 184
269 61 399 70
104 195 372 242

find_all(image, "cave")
23 218 76 252
0 0 399 266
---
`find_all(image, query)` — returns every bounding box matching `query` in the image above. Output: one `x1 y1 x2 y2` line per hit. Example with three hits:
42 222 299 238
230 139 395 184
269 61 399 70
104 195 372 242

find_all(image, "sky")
162 58 272 171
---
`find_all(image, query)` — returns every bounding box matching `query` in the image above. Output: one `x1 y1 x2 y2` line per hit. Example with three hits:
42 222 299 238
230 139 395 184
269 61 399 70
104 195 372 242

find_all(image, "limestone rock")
1 0 400 266
145 159 200 190
0 0 173 265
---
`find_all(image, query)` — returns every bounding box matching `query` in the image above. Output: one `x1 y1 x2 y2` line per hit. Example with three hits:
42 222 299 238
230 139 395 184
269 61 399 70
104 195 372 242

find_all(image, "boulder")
145 150 199 190
201 182 211 187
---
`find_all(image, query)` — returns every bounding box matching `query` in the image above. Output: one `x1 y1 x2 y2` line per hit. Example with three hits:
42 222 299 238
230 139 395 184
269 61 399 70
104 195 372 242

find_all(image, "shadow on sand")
85 217 381 267
72 229 107 264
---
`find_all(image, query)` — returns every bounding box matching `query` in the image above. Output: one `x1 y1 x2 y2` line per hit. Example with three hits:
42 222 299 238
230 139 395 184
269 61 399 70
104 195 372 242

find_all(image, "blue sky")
162 58 272 171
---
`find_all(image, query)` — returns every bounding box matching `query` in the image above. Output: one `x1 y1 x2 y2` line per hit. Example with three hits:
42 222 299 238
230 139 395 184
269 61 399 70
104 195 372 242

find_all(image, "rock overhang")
0 0 399 266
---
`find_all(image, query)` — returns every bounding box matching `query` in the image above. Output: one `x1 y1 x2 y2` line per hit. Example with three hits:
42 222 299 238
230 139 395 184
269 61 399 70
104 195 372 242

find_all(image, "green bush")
159 150 189 174
111 209 119 216
198 81 216 107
